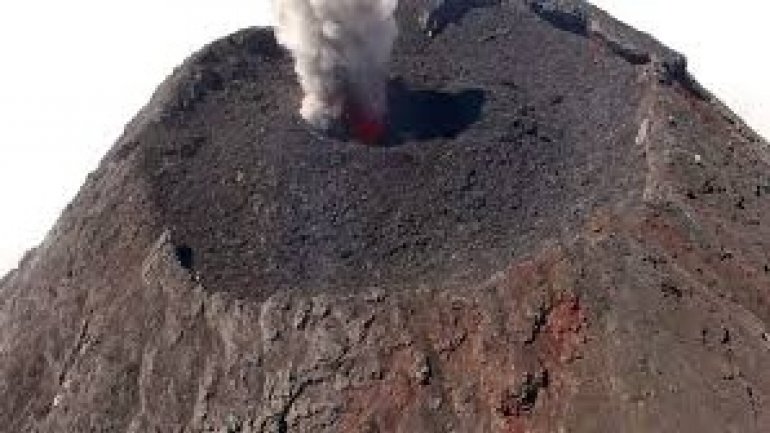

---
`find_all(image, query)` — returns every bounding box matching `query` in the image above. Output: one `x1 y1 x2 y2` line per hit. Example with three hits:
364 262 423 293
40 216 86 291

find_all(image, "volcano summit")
1 1 769 432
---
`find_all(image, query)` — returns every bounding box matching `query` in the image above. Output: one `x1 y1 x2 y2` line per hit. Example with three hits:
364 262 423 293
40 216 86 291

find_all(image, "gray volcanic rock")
2 1 770 432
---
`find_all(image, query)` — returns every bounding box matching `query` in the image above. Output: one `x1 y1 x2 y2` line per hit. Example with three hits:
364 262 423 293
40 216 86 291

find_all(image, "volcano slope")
2 0 770 432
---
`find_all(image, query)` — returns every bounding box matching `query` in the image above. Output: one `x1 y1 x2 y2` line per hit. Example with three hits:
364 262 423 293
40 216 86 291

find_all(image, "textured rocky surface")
2 0 770 431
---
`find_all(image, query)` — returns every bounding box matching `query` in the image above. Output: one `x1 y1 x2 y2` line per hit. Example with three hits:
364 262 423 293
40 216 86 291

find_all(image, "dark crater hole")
386 79 487 144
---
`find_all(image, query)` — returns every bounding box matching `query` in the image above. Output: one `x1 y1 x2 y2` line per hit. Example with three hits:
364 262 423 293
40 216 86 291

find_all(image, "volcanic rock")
2 1 770 432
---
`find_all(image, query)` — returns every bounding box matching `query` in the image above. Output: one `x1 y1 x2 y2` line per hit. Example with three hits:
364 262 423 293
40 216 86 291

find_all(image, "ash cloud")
271 0 399 136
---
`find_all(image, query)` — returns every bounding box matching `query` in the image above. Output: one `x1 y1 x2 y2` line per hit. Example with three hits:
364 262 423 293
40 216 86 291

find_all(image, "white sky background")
0 1 768 276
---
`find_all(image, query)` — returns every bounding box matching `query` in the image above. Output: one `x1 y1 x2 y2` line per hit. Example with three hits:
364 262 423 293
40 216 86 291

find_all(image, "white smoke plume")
271 0 399 141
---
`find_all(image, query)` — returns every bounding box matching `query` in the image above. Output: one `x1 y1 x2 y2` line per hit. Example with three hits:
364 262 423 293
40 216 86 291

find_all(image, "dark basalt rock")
420 0 501 37
528 0 589 35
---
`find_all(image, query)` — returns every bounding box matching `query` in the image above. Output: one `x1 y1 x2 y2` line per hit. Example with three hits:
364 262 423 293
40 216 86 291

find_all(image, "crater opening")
387 80 487 145
322 80 487 146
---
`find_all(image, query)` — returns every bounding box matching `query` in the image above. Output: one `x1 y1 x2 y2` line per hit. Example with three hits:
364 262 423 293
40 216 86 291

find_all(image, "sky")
0 1 768 277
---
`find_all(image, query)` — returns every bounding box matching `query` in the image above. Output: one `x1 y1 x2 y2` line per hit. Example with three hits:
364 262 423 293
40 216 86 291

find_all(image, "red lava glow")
347 104 387 145
353 117 386 144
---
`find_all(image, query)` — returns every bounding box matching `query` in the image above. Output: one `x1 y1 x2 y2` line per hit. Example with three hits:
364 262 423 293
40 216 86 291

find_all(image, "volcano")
2 1 770 431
